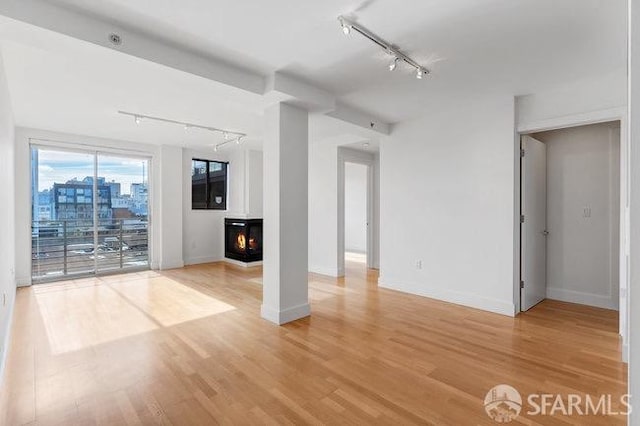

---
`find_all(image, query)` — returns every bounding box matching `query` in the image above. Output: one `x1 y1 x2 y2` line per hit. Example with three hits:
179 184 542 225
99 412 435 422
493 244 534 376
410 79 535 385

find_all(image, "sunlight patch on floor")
345 251 366 263
247 277 263 286
35 273 236 354
108 276 236 327
35 283 158 355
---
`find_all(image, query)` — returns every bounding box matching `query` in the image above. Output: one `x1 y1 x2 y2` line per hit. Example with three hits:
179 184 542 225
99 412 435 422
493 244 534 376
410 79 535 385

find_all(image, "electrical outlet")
416 260 423 270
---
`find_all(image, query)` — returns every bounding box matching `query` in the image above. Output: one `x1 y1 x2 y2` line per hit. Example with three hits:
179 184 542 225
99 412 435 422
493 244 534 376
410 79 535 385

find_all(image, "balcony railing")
32 218 149 282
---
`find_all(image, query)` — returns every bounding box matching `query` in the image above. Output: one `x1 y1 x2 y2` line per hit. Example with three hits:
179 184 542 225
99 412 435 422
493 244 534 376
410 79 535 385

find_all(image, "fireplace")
225 218 263 263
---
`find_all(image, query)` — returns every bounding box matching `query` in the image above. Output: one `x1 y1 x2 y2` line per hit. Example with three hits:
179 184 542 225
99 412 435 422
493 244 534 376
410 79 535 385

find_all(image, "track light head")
223 132 229 140
214 145 218 152
389 57 399 71
134 115 142 125
339 16 351 35
337 15 430 82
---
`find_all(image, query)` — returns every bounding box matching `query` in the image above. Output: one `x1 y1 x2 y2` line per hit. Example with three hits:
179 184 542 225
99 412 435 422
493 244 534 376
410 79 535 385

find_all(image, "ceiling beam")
0 0 390 135
0 0 265 95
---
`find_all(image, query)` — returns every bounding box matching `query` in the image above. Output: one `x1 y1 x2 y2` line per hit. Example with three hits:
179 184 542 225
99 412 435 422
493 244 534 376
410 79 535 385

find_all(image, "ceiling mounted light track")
337 16 430 79
118 110 246 151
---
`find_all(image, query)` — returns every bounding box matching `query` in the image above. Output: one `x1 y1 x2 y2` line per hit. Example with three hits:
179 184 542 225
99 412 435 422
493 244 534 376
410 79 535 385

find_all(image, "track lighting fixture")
216 135 244 152
339 17 351 35
389 57 399 71
337 15 430 80
118 111 247 152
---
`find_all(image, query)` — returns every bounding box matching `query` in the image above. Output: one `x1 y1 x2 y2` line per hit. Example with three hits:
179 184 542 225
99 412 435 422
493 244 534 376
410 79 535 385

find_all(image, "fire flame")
236 233 258 251
236 233 246 250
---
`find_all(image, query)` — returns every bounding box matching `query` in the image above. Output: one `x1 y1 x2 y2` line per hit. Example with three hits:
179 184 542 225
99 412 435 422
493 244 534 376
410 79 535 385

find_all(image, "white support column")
629 0 640 421
261 102 310 325
157 144 184 270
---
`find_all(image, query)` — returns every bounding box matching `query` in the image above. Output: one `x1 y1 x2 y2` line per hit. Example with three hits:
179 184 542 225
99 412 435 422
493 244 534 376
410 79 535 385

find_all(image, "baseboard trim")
223 258 262 268
0 285 16 396
185 255 224 266
345 249 366 254
309 265 341 277
15 276 30 287
378 276 515 317
261 303 311 325
159 259 185 270
546 287 617 310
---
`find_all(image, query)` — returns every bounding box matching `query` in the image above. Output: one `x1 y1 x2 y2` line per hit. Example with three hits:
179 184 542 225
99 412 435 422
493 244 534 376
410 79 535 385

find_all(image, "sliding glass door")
96 154 149 273
31 146 150 282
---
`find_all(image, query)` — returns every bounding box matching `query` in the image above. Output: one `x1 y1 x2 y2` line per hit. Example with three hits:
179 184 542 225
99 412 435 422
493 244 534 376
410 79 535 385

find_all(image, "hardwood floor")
0 260 627 425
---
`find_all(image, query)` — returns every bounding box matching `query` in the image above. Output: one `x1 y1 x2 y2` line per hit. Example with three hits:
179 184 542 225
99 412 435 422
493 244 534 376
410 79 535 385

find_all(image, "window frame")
191 158 228 210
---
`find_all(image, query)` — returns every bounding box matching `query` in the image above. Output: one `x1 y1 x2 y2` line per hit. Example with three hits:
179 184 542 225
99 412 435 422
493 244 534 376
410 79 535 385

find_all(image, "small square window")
192 159 227 210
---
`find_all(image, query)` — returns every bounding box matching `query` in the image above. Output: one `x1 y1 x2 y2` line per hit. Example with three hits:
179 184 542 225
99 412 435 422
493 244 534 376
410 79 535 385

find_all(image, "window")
192 159 227 210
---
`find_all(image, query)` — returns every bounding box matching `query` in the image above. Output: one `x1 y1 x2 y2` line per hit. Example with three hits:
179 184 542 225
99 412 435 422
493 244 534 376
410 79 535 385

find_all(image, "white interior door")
521 135 547 311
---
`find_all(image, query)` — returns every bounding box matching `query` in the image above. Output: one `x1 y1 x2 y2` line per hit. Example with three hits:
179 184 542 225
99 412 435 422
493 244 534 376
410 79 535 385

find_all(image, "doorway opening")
519 121 621 313
337 146 379 278
344 162 369 273
31 145 151 283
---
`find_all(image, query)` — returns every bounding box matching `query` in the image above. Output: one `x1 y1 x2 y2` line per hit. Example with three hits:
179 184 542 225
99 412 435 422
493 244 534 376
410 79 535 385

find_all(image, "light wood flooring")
0 260 627 425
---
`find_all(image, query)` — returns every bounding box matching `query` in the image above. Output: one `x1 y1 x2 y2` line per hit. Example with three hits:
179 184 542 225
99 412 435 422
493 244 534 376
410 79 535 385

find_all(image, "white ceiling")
43 0 627 122
0 0 628 147
0 18 266 148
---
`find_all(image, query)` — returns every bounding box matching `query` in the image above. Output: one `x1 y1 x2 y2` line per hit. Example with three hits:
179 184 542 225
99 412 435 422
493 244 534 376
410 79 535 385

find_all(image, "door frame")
337 147 379 275
513 107 628 360
520 135 548 311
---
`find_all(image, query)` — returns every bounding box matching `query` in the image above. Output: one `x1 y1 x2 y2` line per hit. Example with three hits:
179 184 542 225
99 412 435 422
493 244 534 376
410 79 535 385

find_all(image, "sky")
36 149 147 195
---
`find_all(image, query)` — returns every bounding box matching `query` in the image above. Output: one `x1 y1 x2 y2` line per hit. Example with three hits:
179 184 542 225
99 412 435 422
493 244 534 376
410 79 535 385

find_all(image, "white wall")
0 52 16 385
246 150 263 218
534 122 620 309
344 162 367 253
309 140 381 276
517 68 627 129
379 95 517 316
182 148 230 265
227 148 263 219
309 141 339 276
182 147 263 266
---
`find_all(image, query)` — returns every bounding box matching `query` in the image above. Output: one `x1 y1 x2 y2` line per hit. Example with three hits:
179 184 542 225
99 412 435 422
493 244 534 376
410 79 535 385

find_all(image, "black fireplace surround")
225 218 263 262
